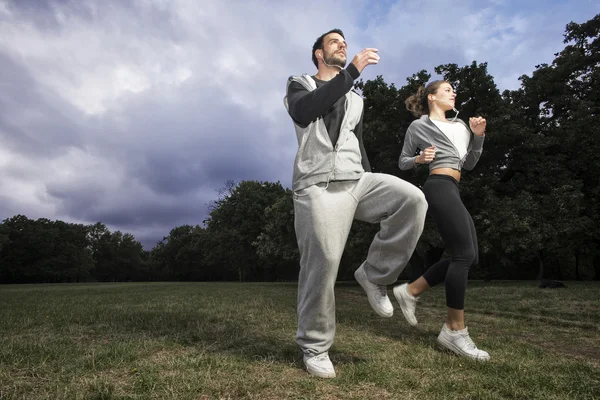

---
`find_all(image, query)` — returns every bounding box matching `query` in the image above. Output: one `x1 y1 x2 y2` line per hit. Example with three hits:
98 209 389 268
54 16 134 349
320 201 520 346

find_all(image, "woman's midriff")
430 167 461 182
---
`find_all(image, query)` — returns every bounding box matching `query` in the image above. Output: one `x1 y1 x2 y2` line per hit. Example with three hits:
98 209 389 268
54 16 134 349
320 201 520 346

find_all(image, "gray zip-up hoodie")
284 75 364 191
399 115 485 171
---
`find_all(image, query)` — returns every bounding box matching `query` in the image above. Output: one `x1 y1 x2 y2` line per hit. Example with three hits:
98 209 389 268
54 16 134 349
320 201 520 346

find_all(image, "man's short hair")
311 29 345 68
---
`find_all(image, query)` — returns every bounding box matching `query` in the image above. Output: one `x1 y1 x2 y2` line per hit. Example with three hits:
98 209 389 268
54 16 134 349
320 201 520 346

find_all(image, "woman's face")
431 82 456 111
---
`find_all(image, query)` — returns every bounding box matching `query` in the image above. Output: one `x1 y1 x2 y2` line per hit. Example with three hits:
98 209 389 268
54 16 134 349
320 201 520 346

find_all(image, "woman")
393 80 489 361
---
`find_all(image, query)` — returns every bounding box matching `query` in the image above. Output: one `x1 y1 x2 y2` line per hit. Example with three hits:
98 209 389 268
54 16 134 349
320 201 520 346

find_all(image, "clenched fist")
469 117 486 136
416 146 436 164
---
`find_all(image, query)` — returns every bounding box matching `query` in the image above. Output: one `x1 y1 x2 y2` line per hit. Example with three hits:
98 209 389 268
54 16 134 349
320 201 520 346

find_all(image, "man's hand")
416 146 436 164
351 48 379 73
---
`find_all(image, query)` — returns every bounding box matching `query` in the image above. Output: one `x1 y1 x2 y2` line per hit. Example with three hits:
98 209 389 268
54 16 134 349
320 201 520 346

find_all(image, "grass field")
0 281 599 399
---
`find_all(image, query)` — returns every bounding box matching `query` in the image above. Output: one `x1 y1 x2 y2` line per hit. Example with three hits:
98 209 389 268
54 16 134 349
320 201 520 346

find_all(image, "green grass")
0 281 599 399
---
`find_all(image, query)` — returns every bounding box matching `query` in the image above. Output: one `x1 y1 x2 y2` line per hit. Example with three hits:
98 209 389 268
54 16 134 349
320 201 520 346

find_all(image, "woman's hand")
469 117 486 136
416 146 436 164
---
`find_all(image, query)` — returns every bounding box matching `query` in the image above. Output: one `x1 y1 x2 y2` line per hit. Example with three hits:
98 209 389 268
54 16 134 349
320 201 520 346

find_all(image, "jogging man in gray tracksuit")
283 28 427 378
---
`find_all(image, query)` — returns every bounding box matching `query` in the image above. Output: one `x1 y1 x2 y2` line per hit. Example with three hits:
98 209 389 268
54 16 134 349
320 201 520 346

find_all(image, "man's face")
321 33 347 68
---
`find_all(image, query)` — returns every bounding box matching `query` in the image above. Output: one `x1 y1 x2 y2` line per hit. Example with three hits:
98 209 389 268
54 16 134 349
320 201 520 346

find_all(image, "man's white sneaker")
437 324 490 361
303 353 336 378
354 263 393 318
393 283 418 326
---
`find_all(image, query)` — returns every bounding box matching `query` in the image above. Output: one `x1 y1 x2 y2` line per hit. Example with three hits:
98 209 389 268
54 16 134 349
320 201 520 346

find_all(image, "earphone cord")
322 60 343 70
319 52 343 70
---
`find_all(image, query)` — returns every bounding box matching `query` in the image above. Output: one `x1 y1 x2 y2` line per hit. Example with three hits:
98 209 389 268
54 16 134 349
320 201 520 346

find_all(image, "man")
283 29 427 378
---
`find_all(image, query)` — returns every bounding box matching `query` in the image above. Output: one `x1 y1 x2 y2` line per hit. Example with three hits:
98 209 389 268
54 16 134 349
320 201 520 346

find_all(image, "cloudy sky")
1 0 598 248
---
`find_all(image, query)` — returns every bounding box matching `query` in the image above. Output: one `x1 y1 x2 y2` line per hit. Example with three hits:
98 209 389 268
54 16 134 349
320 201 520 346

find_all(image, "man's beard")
323 51 346 68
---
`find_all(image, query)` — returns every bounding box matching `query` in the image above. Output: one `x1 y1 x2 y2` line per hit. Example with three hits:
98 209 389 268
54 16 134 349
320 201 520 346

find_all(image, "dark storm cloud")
90 80 286 197
72 195 208 228
3 0 70 31
35 75 285 247
0 54 84 157
4 0 181 39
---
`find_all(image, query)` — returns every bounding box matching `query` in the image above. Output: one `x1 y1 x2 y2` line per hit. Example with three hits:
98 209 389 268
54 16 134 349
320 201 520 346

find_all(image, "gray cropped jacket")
399 115 485 171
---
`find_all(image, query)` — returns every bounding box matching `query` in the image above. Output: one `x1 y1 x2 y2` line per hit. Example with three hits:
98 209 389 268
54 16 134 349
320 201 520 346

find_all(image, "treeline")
0 182 299 283
1 15 599 283
0 217 150 283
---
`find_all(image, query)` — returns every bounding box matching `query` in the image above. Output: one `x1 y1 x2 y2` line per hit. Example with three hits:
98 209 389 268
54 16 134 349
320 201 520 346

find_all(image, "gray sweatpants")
293 172 427 356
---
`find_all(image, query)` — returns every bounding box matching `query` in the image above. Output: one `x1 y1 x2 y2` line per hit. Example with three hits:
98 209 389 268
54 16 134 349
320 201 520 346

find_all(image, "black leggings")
422 175 478 310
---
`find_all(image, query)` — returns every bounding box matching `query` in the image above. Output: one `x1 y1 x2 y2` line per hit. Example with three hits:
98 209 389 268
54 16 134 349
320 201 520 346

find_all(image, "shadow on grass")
99 295 373 371
337 283 600 362
335 286 443 336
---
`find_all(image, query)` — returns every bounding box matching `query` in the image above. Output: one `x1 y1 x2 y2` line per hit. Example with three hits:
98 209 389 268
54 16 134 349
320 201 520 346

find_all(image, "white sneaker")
437 324 490 361
393 283 418 326
354 263 393 318
303 353 336 378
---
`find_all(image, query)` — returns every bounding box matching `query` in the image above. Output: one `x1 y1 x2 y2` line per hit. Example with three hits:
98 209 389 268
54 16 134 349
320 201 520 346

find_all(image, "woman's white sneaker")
437 324 490 361
303 352 336 378
393 283 418 326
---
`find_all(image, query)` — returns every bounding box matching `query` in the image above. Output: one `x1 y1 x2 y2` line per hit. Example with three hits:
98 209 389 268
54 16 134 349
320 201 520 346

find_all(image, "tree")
151 225 208 281
500 14 600 279
0 216 94 283
253 189 300 281
204 180 287 281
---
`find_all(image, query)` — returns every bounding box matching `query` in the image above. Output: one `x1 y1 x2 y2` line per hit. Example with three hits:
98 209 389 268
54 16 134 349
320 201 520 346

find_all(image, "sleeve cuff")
472 134 485 149
399 156 416 170
346 63 360 80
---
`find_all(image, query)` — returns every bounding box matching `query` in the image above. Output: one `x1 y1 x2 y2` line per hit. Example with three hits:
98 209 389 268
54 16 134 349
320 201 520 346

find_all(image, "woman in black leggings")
393 80 489 361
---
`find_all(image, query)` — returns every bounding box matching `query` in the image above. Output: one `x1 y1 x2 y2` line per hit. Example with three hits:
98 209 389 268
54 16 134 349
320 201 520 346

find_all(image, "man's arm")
286 64 360 126
354 109 371 172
